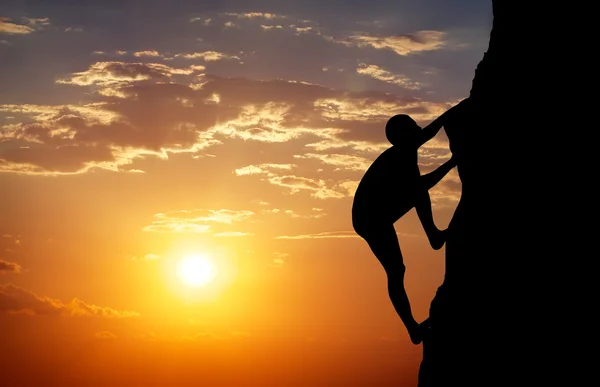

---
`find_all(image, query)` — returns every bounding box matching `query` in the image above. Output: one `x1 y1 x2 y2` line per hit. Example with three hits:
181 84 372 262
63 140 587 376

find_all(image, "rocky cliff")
418 1 557 385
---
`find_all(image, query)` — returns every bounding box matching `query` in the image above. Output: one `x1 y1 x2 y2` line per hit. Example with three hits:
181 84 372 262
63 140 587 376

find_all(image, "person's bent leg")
415 191 445 250
364 226 421 344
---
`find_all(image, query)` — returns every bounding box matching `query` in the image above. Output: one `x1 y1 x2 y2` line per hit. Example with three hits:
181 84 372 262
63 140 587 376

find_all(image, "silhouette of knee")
385 264 406 279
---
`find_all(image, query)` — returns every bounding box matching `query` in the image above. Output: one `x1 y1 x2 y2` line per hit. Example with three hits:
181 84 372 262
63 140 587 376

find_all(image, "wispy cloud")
0 17 35 34
2 67 455 176
133 50 162 57
357 64 421 90
269 252 290 267
174 51 241 62
275 231 359 239
142 209 254 233
190 17 211 25
213 231 254 237
276 230 419 239
95 331 118 340
224 12 287 20
0 259 22 273
0 283 139 317
56 61 205 87
260 25 284 31
234 163 296 176
261 207 326 219
293 153 371 172
131 253 161 261
22 17 50 28
328 30 447 56
267 175 349 199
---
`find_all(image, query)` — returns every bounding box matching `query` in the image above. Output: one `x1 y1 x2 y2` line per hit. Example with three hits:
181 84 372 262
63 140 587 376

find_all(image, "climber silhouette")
416 97 471 387
352 106 460 344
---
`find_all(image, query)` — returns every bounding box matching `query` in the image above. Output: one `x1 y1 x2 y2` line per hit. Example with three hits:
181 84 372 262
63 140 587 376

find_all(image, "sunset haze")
1 1 492 385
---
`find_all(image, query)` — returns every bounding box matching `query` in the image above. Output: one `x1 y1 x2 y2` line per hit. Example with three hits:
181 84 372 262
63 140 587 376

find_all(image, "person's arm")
417 98 470 147
417 114 447 148
420 156 456 191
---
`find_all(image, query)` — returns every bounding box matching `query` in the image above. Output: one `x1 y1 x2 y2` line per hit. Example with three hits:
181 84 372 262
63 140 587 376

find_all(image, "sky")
1 1 492 386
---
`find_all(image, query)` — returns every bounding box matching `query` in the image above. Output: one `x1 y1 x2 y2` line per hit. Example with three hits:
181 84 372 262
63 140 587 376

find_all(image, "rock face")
417 1 550 385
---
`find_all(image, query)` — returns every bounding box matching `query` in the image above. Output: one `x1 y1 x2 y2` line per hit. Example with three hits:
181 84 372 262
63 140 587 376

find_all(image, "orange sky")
1 2 491 386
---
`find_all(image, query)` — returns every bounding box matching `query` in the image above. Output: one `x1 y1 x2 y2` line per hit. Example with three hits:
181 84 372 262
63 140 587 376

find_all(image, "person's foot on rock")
408 322 423 345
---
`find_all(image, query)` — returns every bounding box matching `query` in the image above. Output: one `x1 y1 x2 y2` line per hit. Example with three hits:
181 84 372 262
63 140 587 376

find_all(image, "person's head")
385 114 420 146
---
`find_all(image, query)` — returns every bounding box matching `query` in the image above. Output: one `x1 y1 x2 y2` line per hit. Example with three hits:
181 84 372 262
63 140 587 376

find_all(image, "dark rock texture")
416 1 565 385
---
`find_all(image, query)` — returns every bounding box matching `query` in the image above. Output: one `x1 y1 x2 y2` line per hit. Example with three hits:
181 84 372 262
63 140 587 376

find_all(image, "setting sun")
177 254 218 288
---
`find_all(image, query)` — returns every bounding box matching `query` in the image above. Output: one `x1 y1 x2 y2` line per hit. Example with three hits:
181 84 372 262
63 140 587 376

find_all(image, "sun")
176 254 218 288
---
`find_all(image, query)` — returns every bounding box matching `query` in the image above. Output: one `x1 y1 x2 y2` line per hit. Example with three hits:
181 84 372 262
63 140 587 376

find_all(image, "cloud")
269 252 290 267
267 175 348 199
275 230 420 240
428 171 462 208
173 51 240 62
190 17 211 25
261 25 284 31
224 12 286 20
234 163 296 176
261 207 326 219
284 208 326 219
328 30 447 56
56 61 205 87
142 209 254 233
2 66 455 176
131 253 161 261
0 17 35 34
133 50 162 57
0 259 21 273
337 180 360 197
275 231 359 239
95 331 118 340
0 283 139 317
64 27 83 33
211 102 317 143
0 73 226 175
357 64 421 90
22 17 50 27
293 153 371 171
143 330 252 342
291 25 316 35
213 231 253 237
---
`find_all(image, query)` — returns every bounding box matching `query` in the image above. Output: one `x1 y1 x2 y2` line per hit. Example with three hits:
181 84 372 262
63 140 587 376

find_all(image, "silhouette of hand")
409 325 423 345
408 319 432 345
430 229 446 250
444 98 470 123
448 155 457 167
417 318 432 343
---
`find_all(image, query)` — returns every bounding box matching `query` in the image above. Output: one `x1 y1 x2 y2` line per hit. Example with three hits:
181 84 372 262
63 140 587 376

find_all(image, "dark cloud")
1 60 455 174
0 17 36 34
0 259 21 273
0 143 114 173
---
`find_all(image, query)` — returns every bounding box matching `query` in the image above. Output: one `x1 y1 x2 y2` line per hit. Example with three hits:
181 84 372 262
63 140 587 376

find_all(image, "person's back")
352 145 419 226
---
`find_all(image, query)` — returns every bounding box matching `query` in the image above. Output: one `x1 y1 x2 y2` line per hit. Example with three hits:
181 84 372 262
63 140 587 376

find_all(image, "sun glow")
177 254 218 287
